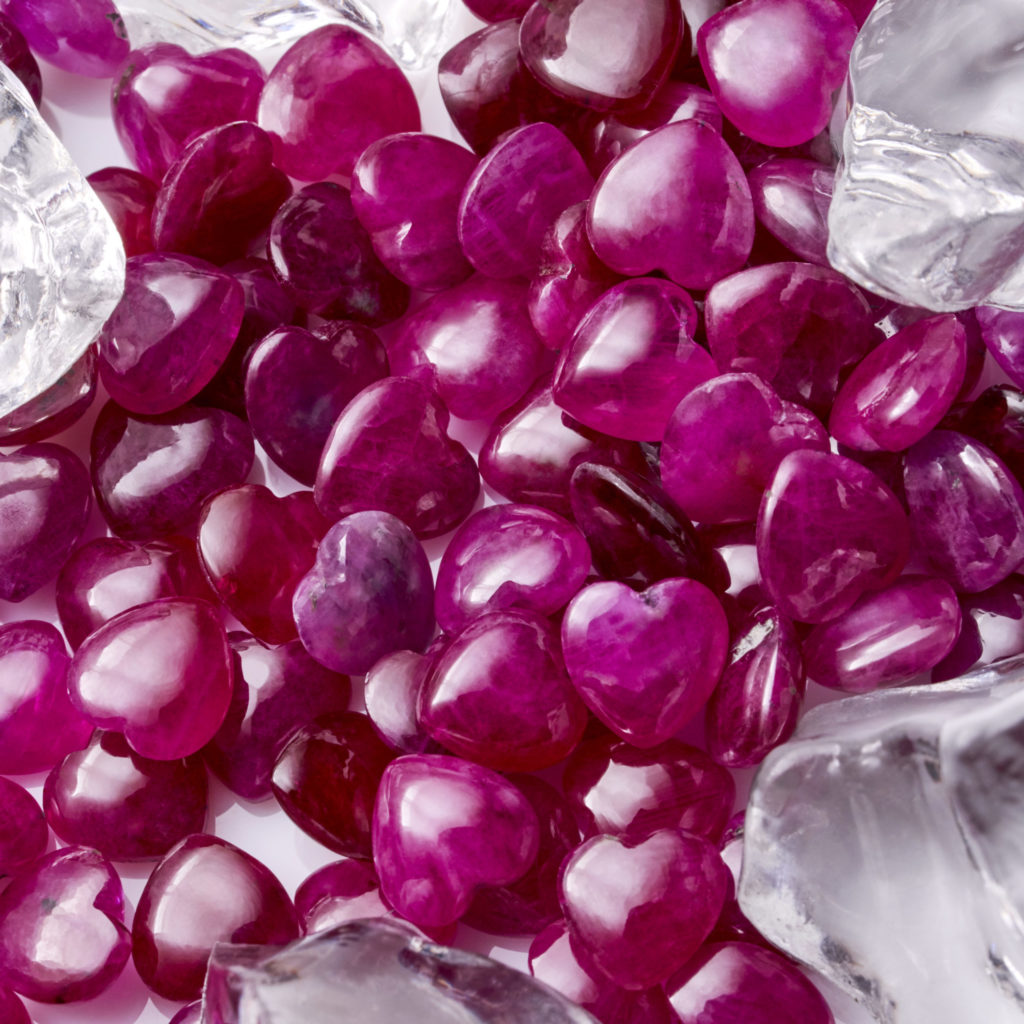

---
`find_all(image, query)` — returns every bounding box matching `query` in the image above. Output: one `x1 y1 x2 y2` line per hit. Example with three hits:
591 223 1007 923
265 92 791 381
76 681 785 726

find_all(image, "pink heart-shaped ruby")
561 579 729 747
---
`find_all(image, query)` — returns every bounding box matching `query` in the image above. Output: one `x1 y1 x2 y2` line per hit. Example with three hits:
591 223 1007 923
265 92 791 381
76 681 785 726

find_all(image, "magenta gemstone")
561 829 730 990
0 443 90 602
458 122 593 280
112 43 266 181
462 0 531 19
372 754 540 929
0 12 40 104
419 609 588 772
296 858 389 934
351 132 477 291
977 306 1024 389
933 578 1024 682
904 430 1024 593
0 986 28 1024
553 277 715 442
434 503 590 634
0 621 90 774
258 24 420 181
698 0 856 147
2 0 127 76
757 450 910 623
44 731 208 860
0 349 96 446
96 252 244 414
315 377 479 538
169 1003 202 1024
364 646 445 756
564 735 735 842
519 0 682 111
68 598 233 760
132 834 298 1001
747 157 834 266
0 777 46 873
588 120 753 290
562 578 728 747
950 385 1024 486
88 166 156 257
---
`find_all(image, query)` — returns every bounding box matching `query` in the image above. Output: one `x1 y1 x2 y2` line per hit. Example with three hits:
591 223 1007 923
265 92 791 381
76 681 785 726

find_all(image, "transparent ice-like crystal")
118 0 452 68
0 66 124 420
827 0 1024 311
202 919 600 1024
739 653 1024 1024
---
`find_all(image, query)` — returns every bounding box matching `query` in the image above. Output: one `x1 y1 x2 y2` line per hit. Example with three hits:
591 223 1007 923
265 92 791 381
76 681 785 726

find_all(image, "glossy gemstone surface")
3 0 127 76
0 348 95 446
364 647 444 756
748 157 834 265
0 777 46 873
88 166 156 258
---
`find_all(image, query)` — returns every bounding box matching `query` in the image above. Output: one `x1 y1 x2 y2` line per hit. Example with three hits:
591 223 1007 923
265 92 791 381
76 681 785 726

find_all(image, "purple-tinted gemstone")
2 0 127 76
315 377 480 538
0 777 46 873
169 1003 202 1024
0 443 90 602
132 834 298 1001
44 731 208 860
698 0 856 147
757 450 909 623
295 858 388 933
458 122 593 280
661 372 829 524
258 25 420 181
90 400 254 541
351 133 476 292
434 503 590 634
563 735 735 842
977 306 1024 389
520 0 682 111
364 643 447 755
705 605 805 767
96 252 244 414
0 12 40 104
462 0 531 19
152 121 291 265
0 846 130 1003
112 43 265 181
372 753 540 929
0 986 28 1024
419 609 588 772
932 577 1024 682
562 578 729 747
553 277 714 442
88 166 155 258
0 622 90 774
0 349 96 446
904 430 1024 593
272 711 395 858
950 385 1024 485
747 157 834 265
561 829 730 990
68 597 234 760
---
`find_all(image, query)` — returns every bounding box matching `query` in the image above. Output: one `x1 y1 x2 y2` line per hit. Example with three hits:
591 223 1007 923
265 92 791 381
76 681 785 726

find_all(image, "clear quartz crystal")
739 653 1024 1024
827 0 1024 311
0 66 124 420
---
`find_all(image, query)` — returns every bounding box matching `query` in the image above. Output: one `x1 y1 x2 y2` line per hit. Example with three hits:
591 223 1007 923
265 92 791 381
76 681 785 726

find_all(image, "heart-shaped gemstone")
364 643 447 756
747 157 834 265
5 0 128 77
0 777 47 873
373 754 540 928
561 579 729 747
87 167 155 258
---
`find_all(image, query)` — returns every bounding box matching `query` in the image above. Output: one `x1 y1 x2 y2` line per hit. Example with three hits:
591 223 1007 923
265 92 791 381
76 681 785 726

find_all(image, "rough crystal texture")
0 777 46 873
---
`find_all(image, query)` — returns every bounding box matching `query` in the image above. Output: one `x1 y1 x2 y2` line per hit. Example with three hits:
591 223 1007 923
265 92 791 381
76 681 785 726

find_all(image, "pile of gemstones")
0 0 1022 1021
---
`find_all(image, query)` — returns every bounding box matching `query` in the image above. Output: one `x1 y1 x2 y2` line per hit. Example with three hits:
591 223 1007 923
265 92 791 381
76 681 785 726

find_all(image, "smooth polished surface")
364 646 444 755
87 167 155 258
2 0 127 76
748 157 834 265
0 347 96 445
0 776 46 872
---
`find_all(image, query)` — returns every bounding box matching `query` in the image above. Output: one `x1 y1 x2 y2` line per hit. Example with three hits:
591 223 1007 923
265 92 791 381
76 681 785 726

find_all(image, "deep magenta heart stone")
88 167 156 258
0 777 46 873
747 157 834 265
0 985 28 1024
4 0 127 77
363 644 446 756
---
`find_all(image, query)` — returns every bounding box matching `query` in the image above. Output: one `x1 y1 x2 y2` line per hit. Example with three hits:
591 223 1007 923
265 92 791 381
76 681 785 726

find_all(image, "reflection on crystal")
739 654 1024 1024
0 66 124 420
827 0 1024 311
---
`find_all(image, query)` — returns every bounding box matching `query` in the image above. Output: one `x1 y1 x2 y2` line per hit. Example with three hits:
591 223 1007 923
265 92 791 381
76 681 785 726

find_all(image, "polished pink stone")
434 503 590 634
351 132 476 291
588 120 754 290
904 430 1024 593
132 834 298 1001
932 578 1024 682
561 578 728 747
68 598 233 760
564 735 734 841
705 262 881 417
419 609 588 771
971 306 1024 394
386 276 544 420
458 122 593 280
462 0 531 18
372 754 540 929
90 401 254 541
0 621 90 774
0 986 28 1024
561 828 729 990
315 377 479 538
757 450 910 623
705 604 805 767
0 349 95 446
198 485 329 645
520 0 683 111
553 277 714 442
97 253 244 414
0 777 46 873
831 314 967 452
698 0 856 147
296 858 390 933
661 372 829 524
169 1003 202 1024
949 384 1024 485
0 443 91 602
0 846 130 1003
0 12 40 104
88 166 155 257
112 43 265 181
364 646 445 755
44 730 208 860
747 157 834 265
258 24 420 181
2 0 127 76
